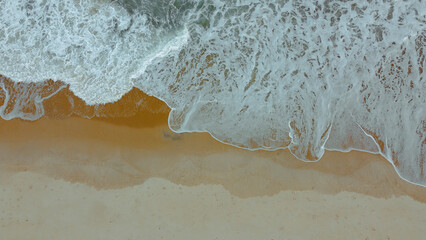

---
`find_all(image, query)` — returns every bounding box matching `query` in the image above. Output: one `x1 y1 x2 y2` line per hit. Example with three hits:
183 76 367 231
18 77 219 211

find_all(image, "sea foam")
0 0 425 186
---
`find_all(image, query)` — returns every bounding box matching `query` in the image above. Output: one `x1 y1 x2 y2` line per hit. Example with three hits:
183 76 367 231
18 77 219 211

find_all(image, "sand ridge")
1 172 425 240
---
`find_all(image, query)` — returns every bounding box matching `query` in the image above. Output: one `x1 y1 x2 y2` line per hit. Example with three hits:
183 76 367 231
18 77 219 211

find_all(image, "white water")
0 0 425 186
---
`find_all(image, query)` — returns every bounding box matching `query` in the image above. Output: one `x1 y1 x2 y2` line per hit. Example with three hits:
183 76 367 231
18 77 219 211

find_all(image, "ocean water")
0 0 424 186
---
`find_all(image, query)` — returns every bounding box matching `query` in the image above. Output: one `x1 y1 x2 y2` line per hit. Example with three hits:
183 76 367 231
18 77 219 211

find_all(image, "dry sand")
0 92 425 239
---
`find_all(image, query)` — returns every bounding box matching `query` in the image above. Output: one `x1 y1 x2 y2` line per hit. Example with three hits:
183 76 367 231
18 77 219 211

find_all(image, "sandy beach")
0 92 425 239
0 0 424 238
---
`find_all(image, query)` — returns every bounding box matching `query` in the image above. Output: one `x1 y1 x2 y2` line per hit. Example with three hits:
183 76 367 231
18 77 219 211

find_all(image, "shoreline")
1 76 424 188
0 116 424 202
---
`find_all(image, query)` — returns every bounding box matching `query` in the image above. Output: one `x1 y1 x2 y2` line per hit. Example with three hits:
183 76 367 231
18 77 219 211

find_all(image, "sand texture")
0 114 425 239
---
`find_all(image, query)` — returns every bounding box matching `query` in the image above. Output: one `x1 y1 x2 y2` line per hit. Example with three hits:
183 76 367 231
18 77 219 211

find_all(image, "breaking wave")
0 0 425 186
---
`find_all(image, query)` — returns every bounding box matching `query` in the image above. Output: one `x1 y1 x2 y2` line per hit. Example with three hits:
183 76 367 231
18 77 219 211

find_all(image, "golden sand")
0 84 425 239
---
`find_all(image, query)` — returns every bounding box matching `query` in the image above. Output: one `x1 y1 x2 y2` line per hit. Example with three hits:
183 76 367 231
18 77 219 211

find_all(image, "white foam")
0 0 425 186
0 0 187 104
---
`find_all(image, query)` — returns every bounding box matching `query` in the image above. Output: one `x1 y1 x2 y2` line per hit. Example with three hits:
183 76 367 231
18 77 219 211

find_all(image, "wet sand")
0 93 425 239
